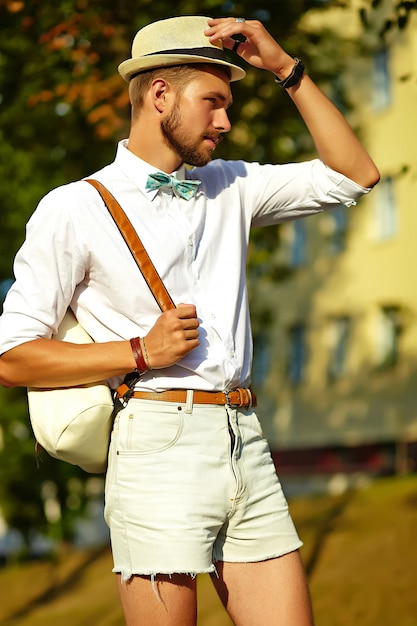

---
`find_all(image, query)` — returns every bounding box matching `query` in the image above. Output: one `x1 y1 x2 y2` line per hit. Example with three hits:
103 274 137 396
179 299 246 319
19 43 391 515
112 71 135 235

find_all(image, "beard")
160 100 222 167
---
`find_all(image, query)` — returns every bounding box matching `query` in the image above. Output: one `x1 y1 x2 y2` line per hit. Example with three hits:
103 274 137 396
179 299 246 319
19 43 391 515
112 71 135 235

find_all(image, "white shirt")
0 140 369 392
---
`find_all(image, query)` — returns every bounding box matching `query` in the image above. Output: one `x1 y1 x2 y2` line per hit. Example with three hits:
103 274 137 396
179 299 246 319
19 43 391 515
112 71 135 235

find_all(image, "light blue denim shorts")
104 397 302 581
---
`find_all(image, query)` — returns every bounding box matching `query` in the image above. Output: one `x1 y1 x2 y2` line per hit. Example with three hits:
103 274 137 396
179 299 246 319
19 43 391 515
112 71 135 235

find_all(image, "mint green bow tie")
146 172 201 200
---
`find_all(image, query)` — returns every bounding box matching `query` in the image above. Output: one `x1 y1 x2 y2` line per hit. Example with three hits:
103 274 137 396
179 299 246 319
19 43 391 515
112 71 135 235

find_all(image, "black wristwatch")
275 58 305 89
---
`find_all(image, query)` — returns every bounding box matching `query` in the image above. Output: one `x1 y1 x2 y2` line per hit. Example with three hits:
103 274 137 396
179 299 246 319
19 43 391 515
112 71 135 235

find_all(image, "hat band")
144 46 228 63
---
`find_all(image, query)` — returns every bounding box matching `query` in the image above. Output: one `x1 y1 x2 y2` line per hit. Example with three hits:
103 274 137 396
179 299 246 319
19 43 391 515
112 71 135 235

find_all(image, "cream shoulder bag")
28 179 175 473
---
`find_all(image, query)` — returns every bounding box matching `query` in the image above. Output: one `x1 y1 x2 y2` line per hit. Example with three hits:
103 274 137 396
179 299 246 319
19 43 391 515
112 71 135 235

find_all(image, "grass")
0 474 416 625
299 475 417 626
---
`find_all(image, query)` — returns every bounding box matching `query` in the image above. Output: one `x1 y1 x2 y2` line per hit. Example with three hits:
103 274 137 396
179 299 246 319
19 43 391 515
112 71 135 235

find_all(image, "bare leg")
116 573 198 626
211 551 314 626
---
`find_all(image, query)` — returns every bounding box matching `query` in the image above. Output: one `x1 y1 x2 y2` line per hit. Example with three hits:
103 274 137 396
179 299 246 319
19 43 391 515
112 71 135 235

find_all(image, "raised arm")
205 17 380 189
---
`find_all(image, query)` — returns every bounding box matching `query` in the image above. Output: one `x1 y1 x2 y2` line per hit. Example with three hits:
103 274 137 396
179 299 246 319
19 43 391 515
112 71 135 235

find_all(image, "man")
0 15 379 626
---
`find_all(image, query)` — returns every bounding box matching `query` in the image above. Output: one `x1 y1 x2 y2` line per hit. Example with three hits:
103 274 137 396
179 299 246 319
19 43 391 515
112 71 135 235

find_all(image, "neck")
127 121 182 173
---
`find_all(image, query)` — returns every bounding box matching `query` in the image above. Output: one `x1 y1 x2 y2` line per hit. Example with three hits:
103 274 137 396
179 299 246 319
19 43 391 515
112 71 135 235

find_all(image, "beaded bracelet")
129 336 148 374
275 58 305 89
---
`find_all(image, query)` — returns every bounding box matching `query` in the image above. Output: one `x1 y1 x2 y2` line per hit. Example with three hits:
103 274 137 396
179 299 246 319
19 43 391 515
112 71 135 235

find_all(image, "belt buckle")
225 388 252 408
224 390 234 407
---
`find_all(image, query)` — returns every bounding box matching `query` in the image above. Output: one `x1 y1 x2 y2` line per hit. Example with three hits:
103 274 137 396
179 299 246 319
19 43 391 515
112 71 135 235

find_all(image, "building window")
376 306 402 368
289 220 307 267
328 316 350 380
330 206 348 254
252 333 271 387
373 48 391 111
374 177 397 240
287 324 307 384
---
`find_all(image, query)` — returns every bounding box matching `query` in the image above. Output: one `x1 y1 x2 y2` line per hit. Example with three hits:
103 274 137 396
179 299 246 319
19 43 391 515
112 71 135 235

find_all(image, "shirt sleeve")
247 159 371 227
0 185 87 355
198 158 370 228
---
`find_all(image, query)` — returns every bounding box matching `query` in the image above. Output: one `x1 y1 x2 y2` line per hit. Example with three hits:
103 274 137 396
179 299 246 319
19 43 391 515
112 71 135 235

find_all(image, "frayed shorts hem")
115 565 216 583
114 542 303 583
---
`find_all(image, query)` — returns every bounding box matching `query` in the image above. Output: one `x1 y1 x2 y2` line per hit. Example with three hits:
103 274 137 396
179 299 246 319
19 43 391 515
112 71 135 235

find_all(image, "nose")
213 108 231 133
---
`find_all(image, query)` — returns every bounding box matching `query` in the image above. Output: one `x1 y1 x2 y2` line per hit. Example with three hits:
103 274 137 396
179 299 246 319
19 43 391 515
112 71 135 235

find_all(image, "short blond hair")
128 63 230 120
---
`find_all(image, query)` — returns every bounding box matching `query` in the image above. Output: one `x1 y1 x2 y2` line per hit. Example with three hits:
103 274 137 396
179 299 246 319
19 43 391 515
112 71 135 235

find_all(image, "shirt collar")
115 139 189 201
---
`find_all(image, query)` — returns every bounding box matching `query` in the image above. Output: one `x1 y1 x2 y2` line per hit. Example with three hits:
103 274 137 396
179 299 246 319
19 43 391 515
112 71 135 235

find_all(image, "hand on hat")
205 17 295 80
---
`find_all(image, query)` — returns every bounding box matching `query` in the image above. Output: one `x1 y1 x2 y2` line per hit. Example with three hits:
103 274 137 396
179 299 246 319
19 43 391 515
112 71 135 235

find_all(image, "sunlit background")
0 1 416 624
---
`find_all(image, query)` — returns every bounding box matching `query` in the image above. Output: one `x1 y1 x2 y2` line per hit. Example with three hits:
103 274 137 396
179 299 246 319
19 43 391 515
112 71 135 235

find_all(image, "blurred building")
255 0 417 485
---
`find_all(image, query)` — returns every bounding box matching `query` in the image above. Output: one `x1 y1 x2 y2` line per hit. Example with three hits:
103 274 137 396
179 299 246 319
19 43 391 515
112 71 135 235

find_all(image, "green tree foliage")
0 0 347 549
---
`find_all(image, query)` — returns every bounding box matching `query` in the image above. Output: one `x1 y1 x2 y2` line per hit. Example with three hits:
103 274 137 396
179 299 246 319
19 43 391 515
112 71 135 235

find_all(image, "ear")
150 78 173 113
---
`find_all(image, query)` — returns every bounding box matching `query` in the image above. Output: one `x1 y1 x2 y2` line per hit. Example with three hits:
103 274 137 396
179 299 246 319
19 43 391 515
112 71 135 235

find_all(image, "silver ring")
235 17 245 23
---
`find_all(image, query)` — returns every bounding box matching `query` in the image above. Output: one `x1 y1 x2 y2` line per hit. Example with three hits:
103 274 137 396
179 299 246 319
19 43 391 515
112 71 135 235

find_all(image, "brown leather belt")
128 387 256 408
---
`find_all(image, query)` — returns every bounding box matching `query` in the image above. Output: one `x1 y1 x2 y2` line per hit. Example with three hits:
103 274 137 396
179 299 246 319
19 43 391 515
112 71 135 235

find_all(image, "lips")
204 134 223 149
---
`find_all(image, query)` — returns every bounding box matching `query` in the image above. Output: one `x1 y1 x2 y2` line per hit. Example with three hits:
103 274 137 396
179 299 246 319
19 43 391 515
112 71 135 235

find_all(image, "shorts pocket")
117 401 184 455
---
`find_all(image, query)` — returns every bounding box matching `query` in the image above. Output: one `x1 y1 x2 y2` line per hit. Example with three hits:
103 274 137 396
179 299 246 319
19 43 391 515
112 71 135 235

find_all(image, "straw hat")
118 16 246 82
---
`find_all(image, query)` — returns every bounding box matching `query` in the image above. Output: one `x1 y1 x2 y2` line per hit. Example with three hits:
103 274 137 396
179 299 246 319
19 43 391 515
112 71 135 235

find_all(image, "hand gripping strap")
85 179 175 313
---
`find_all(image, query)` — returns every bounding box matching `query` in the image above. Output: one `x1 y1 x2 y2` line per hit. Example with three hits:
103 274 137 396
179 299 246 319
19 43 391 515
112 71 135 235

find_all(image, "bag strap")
85 178 175 312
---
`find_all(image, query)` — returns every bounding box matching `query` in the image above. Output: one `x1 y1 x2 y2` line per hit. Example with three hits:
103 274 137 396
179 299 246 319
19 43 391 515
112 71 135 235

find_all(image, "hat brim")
118 53 246 82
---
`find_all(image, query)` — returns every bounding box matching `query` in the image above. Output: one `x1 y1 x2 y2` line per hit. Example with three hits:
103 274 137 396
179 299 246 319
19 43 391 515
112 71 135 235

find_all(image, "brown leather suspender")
85 178 176 313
